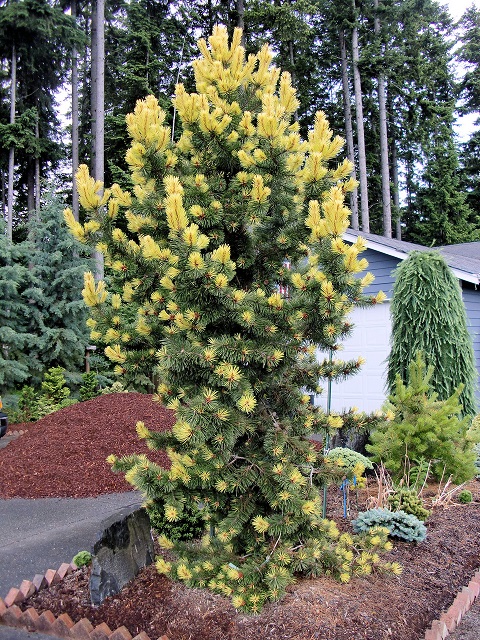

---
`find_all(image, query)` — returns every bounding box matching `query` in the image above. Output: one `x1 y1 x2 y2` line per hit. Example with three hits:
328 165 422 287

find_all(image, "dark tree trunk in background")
374 0 392 237
339 28 359 229
7 44 16 241
351 2 369 232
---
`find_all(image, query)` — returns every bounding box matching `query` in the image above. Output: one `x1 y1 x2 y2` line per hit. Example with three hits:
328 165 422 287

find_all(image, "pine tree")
0 0 81 224
67 27 396 611
368 352 477 483
387 251 477 417
0 219 38 391
24 193 92 384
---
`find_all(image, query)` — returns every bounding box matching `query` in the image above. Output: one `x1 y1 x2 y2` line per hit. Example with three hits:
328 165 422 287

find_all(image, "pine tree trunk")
339 28 359 230
35 115 40 215
236 0 245 45
7 44 16 242
1 170 5 219
91 0 104 280
91 0 98 170
72 0 79 221
351 1 369 232
27 165 35 213
391 140 401 239
374 0 392 238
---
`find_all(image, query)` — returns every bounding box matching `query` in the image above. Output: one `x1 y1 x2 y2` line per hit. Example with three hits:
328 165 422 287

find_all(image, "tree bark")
72 0 79 221
91 0 104 280
351 1 369 232
7 44 16 242
35 115 40 215
236 0 245 45
91 0 98 170
339 28 359 230
374 0 392 238
391 139 401 239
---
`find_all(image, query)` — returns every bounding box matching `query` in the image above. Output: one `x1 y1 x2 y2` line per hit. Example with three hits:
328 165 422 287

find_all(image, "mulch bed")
1 392 480 640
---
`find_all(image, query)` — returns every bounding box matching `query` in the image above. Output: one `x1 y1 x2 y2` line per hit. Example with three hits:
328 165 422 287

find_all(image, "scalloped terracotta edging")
2 562 480 640
423 569 480 640
0 561 169 640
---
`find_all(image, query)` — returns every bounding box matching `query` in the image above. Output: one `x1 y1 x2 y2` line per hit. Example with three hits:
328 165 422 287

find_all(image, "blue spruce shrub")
352 508 427 543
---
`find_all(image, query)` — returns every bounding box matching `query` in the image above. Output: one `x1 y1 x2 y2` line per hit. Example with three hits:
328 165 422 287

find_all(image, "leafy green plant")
146 499 205 541
79 372 100 401
388 489 431 521
72 551 93 568
352 508 427 543
457 489 473 504
367 353 478 483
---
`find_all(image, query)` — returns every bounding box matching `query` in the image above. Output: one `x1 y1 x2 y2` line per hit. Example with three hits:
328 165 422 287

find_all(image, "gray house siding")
361 249 399 298
462 284 480 404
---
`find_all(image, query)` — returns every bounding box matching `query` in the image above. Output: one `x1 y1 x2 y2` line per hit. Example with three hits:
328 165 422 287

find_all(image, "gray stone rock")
89 506 154 605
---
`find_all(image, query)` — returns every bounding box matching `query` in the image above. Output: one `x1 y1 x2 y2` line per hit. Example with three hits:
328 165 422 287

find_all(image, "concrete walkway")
0 492 142 598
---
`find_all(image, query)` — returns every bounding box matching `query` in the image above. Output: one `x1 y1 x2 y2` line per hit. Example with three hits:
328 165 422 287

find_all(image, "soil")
1 393 480 640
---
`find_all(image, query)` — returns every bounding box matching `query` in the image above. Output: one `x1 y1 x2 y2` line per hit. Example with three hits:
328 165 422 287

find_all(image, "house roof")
343 229 480 285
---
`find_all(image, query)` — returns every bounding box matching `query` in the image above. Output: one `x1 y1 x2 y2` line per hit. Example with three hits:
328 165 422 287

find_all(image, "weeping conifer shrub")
65 27 399 611
387 250 477 416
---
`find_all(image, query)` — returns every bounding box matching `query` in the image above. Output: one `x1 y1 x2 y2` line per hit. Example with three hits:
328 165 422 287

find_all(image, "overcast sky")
444 0 479 21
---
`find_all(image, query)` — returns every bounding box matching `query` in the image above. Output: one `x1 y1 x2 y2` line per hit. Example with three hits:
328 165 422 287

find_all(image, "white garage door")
316 302 391 414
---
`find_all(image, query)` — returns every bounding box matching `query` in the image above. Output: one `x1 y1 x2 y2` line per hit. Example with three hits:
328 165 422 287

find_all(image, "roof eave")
342 231 480 286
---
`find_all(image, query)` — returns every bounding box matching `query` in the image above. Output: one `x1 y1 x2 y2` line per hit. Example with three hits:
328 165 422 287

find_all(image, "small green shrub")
367 353 477 483
146 499 205 542
457 489 473 504
325 447 373 474
72 551 92 568
36 367 77 418
18 386 40 422
352 508 427 543
388 489 431 521
100 381 129 395
79 372 100 401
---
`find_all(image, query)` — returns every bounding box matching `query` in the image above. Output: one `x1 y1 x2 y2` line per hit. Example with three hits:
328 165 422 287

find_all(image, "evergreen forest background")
0 0 479 394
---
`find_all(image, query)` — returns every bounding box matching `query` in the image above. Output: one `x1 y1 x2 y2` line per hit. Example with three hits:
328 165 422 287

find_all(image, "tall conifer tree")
25 194 92 383
0 219 37 390
388 251 477 417
67 26 398 612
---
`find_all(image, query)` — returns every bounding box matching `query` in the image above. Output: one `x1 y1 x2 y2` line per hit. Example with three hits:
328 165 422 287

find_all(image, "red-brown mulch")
1 392 480 640
0 393 173 499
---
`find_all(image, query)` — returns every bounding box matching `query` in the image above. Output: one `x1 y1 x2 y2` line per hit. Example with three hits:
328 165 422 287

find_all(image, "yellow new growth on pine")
82 271 107 307
63 208 86 242
321 186 351 236
125 94 170 149
76 165 111 210
211 244 231 265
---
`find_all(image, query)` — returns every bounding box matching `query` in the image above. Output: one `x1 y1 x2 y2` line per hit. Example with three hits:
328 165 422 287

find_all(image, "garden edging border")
1 561 479 640
0 561 168 640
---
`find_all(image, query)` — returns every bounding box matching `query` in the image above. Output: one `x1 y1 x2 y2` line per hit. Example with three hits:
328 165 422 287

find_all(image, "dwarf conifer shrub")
388 251 477 416
80 372 100 401
387 489 431 521
36 367 77 418
68 27 394 611
352 508 427 543
367 353 478 483
325 447 373 476
457 489 473 504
